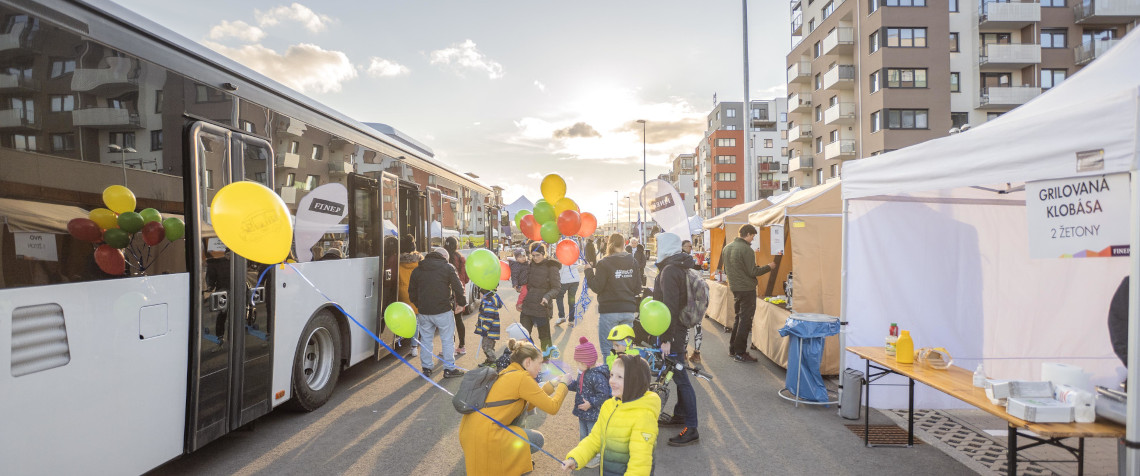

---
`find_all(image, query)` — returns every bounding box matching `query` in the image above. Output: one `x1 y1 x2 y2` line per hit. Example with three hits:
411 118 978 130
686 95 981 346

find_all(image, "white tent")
840 29 1139 468
503 196 535 222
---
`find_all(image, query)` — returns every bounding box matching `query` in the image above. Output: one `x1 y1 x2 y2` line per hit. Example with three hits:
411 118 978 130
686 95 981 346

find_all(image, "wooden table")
847 346 1124 475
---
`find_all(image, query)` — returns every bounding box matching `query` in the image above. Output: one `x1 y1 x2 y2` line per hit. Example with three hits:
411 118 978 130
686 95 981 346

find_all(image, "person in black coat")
652 232 701 447
517 244 561 352
409 249 467 378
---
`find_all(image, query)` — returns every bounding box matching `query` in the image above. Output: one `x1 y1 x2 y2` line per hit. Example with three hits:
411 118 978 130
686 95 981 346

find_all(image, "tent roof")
842 30 1140 200
702 188 800 229
503 195 535 218
749 180 842 227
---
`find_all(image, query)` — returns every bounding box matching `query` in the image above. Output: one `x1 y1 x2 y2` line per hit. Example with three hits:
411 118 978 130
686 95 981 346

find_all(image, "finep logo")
649 194 675 213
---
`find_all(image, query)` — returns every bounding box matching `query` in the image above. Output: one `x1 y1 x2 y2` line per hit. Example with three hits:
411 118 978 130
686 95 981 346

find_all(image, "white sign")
206 238 228 252
1026 173 1130 259
14 233 58 261
639 179 691 239
770 224 784 256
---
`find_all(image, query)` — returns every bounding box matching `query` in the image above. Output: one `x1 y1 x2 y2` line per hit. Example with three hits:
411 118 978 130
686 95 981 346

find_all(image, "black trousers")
730 290 757 355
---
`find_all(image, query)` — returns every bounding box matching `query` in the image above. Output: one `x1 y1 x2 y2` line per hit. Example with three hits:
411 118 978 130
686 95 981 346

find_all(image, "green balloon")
162 217 185 241
465 249 502 290
641 296 653 311
539 222 560 244
533 201 556 224
103 228 131 249
640 300 671 336
514 209 531 228
384 302 417 339
139 208 162 224
117 211 144 234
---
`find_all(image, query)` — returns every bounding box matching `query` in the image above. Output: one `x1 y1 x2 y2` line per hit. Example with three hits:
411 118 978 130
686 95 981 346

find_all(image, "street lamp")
636 119 646 241
108 143 137 185
613 190 618 234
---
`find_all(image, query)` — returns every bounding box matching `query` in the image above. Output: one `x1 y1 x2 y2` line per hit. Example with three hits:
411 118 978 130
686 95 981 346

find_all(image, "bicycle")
636 341 713 406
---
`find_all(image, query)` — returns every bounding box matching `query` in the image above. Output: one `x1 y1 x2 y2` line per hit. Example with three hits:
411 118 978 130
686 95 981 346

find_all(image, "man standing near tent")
721 224 775 363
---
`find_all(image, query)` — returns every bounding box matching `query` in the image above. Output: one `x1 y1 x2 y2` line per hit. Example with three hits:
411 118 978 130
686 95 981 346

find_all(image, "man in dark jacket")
409 248 467 378
519 244 562 353
652 232 701 446
721 224 775 363
585 233 641 357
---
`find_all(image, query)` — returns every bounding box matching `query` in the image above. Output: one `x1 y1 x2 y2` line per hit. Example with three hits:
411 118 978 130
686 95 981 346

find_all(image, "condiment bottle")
889 322 899 337
895 330 914 364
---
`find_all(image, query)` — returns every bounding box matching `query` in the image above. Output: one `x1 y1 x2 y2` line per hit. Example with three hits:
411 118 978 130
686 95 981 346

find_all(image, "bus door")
398 182 425 251
376 172 400 357
426 186 443 247
187 122 276 451
345 172 390 358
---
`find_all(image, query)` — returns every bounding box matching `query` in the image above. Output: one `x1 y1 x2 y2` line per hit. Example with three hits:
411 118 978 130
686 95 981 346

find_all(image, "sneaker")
456 347 467 357
479 359 497 368
668 427 700 446
689 351 702 364
586 455 601 469
410 347 419 357
555 317 567 326
733 353 759 363
421 367 432 377
443 368 465 379
658 413 685 427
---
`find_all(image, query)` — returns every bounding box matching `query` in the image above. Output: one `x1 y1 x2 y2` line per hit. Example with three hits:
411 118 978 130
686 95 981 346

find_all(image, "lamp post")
613 190 618 235
636 119 646 241
108 143 137 185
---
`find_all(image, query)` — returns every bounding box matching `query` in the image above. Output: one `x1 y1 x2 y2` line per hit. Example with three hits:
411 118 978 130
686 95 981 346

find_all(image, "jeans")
578 418 596 440
519 313 552 350
668 353 699 428
556 282 580 322
598 312 637 357
417 311 457 370
730 290 757 355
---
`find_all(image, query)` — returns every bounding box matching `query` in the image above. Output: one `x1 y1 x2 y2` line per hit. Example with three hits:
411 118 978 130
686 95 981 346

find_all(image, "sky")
112 0 792 223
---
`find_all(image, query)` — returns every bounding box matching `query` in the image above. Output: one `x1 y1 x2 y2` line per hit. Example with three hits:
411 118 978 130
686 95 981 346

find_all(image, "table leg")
864 358 870 447
908 377 915 447
1008 424 1018 476
1078 437 1084 476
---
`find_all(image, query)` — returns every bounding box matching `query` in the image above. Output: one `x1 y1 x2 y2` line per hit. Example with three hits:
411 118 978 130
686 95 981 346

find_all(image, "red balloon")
577 212 598 237
557 210 581 236
67 218 103 243
520 214 541 241
94 244 125 275
141 221 165 246
555 239 580 266
499 260 511 281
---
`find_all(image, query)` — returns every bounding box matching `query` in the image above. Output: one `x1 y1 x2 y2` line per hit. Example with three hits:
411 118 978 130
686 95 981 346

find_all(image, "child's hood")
616 390 661 416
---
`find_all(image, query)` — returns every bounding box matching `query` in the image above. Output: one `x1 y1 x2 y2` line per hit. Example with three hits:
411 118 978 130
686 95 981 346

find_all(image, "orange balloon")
555 239 580 266
499 260 511 281
577 212 598 237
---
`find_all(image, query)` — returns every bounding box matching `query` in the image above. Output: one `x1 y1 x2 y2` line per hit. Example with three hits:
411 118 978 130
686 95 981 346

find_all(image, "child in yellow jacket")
562 354 660 476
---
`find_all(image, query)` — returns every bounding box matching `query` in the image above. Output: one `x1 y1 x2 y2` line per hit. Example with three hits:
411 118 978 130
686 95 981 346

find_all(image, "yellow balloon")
89 208 119 230
210 181 293 264
103 185 136 214
554 197 579 217
540 174 566 204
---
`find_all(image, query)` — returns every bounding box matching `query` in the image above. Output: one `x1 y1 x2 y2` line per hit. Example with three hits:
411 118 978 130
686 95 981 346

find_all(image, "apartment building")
694 99 790 218
787 0 1139 187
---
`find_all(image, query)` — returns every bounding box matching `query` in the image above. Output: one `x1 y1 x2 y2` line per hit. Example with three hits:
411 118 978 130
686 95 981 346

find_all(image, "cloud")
429 39 504 79
205 41 356 93
534 80 546 92
552 122 601 139
208 20 265 42
616 117 704 144
366 57 410 78
255 3 333 33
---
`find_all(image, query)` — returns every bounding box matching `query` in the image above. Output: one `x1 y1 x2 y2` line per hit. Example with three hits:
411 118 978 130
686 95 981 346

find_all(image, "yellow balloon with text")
553 197 579 217
102 185 136 214
89 208 119 230
210 181 293 264
540 174 566 204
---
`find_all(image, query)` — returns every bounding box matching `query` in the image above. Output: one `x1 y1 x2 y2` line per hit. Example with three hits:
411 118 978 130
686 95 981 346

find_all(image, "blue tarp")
778 314 840 402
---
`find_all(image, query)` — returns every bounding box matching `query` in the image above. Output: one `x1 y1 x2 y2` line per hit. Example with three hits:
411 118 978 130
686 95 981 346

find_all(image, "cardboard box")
987 380 1053 400
1007 397 1075 423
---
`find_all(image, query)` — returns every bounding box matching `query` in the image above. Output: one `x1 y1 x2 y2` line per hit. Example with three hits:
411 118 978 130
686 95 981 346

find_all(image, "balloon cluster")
66 185 185 275
514 174 599 266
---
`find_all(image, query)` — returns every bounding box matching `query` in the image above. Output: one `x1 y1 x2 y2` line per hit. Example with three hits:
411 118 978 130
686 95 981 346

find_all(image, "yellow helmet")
607 324 636 341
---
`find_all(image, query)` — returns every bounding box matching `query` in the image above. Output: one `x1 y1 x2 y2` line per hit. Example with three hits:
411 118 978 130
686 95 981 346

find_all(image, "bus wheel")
286 310 342 411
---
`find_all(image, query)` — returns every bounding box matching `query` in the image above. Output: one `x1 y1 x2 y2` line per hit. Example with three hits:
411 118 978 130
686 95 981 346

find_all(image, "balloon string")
281 263 564 464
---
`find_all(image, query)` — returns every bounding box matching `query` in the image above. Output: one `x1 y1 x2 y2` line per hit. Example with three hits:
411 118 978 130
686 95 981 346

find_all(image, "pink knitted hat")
574 336 598 366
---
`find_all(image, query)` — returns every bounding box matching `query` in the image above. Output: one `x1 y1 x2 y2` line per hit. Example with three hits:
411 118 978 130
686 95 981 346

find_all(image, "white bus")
0 1 501 473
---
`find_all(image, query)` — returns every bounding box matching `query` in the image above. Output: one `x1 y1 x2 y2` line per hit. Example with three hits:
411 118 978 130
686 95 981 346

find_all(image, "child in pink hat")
567 336 610 469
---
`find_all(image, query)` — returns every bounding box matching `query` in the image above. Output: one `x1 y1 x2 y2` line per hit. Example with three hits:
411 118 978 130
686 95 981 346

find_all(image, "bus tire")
286 310 342 411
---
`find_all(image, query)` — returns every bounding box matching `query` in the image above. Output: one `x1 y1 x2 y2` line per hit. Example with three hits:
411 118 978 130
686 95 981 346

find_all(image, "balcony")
277 152 300 168
979 1 1041 28
824 139 857 161
1074 0 1140 23
71 57 138 97
977 86 1041 109
0 73 36 91
789 124 813 143
823 64 855 90
979 43 1041 69
791 12 803 35
787 61 811 84
72 107 142 129
0 108 36 130
758 162 780 173
279 186 298 204
788 92 811 113
1074 39 1121 65
790 154 814 170
760 180 781 191
0 20 35 55
823 27 854 55
751 111 777 129
823 102 856 125
329 159 352 175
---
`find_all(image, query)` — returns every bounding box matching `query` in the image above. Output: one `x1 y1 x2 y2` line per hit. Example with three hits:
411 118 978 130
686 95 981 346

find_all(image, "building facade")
669 153 697 215
694 99 790 218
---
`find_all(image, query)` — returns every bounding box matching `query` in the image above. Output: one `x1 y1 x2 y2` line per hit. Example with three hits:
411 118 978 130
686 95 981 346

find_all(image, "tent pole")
838 198 850 416
1127 170 1140 474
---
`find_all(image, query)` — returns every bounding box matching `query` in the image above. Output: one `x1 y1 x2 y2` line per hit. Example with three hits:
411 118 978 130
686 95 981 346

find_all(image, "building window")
1041 29 1067 48
311 145 323 160
241 120 255 133
870 70 881 93
987 112 1004 121
288 141 300 154
870 0 880 14
885 109 929 129
717 190 738 199
885 0 926 5
1041 69 1066 90
815 137 824 154
1041 0 1065 6
716 172 737 182
814 73 822 90
950 0 959 11
51 133 75 152
1083 28 1117 44
49 59 75 78
715 138 736 147
816 169 824 184
725 125 737 131
886 28 927 48
284 173 296 187
950 72 960 92
109 131 135 149
814 105 822 122
726 108 736 118
813 41 822 58
885 68 927 88
150 130 163 151
305 175 320 190
779 112 787 122
154 90 163 114
764 139 773 148
49 94 74 112
823 1 835 18
829 95 838 107
949 33 959 52
951 112 969 128
781 146 788 156
196 84 209 102
204 170 214 189
716 155 737 164
808 18 815 32
830 164 839 178
870 110 882 133
869 31 881 53
789 177 796 188
829 130 839 143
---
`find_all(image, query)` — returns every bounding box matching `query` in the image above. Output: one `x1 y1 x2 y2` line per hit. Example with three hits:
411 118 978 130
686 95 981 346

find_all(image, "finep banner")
640 178 691 239
1026 173 1130 259
295 183 349 262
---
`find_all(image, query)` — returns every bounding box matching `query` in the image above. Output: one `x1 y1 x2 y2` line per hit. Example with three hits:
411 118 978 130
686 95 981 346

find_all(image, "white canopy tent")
840 30 1140 469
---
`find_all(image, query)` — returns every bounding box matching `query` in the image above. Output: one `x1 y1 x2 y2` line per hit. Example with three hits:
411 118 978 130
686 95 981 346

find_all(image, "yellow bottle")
895 330 914 364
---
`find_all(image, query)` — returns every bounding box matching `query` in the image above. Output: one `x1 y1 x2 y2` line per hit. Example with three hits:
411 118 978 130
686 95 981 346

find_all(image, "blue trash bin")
779 313 840 403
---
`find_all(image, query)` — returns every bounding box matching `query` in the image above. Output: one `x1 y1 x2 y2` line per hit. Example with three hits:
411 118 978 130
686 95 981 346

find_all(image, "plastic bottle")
895 330 914 364
889 323 899 337
973 364 986 388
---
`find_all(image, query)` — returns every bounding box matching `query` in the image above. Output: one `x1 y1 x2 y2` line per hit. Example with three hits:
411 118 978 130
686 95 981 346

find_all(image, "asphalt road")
150 274 975 475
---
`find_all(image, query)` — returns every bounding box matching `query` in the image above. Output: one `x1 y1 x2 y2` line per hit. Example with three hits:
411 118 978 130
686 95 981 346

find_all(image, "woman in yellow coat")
459 341 572 475
562 354 660 475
